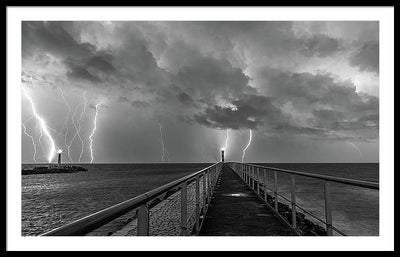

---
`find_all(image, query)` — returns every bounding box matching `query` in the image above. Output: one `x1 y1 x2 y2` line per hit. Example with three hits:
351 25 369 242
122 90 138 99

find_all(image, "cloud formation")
21 21 379 162
349 40 379 73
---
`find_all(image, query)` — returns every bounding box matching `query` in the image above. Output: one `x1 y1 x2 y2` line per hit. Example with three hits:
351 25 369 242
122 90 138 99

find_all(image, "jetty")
22 151 87 175
22 165 87 175
41 151 379 236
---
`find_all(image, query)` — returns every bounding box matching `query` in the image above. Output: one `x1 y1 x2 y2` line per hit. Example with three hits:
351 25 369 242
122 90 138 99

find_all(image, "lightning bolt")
36 123 57 156
67 91 87 163
78 91 88 162
242 129 253 163
67 104 80 162
221 129 229 153
348 142 363 159
22 87 57 163
21 122 37 163
37 123 44 154
159 123 170 162
89 101 103 163
58 87 73 162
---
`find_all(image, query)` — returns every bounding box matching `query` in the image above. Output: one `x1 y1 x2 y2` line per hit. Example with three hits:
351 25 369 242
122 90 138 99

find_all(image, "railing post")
248 166 251 186
180 181 187 235
274 170 278 211
291 175 297 229
252 166 255 190
248 166 250 185
324 181 333 236
210 168 213 192
213 167 216 187
257 167 260 195
207 170 211 199
249 166 252 188
203 172 206 207
246 166 249 184
245 166 248 184
263 169 267 200
195 175 200 235
137 204 149 236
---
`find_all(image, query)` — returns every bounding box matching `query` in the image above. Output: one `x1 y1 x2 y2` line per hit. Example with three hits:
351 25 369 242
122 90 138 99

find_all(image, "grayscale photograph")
6 6 395 252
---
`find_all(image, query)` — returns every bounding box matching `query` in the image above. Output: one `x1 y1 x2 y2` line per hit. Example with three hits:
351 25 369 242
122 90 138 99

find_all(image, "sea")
21 163 379 236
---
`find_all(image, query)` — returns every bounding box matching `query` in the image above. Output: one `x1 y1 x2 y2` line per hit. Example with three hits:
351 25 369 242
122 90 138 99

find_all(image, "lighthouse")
221 149 225 163
57 149 63 167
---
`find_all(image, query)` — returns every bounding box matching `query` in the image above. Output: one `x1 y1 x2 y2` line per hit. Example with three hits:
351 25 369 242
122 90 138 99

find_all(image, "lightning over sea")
159 123 170 162
22 87 58 163
88 101 103 163
242 129 252 163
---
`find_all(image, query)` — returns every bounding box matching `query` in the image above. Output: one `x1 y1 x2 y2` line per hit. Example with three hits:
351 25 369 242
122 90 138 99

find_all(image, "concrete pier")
199 165 295 236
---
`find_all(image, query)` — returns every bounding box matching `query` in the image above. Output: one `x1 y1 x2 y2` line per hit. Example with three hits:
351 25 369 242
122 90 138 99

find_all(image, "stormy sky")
21 21 379 163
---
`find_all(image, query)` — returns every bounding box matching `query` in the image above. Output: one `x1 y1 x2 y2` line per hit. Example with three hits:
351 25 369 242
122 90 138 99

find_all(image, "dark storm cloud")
312 108 378 131
275 124 328 136
189 64 378 141
21 21 380 163
349 41 379 73
177 92 196 106
131 100 150 108
174 55 254 104
119 96 150 108
297 34 343 57
66 63 102 83
258 67 377 110
194 105 257 130
22 21 96 59
86 53 116 73
22 21 127 91
193 94 285 130
313 109 345 121
254 67 379 139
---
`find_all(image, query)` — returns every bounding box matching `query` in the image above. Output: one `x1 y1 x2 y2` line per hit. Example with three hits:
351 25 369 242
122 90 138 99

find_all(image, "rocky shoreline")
257 185 327 236
22 165 88 175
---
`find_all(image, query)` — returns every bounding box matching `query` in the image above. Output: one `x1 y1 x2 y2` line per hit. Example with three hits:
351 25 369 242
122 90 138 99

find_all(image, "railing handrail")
229 162 379 236
232 163 379 190
41 162 221 236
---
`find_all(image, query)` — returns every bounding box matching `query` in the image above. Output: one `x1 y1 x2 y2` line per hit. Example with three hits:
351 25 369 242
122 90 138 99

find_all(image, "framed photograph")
6 5 395 251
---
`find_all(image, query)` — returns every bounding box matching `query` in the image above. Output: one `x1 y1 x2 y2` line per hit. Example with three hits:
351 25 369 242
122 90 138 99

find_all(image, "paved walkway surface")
199 165 296 236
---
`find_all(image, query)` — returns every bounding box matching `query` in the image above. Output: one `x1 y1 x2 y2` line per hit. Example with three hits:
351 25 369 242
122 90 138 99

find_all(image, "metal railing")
228 162 379 236
42 162 223 236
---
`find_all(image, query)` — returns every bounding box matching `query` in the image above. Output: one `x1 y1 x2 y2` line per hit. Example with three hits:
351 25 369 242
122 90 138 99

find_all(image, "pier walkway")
199 166 295 236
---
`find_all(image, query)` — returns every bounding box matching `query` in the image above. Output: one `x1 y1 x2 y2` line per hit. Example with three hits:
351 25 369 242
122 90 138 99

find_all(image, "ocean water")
21 163 378 236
